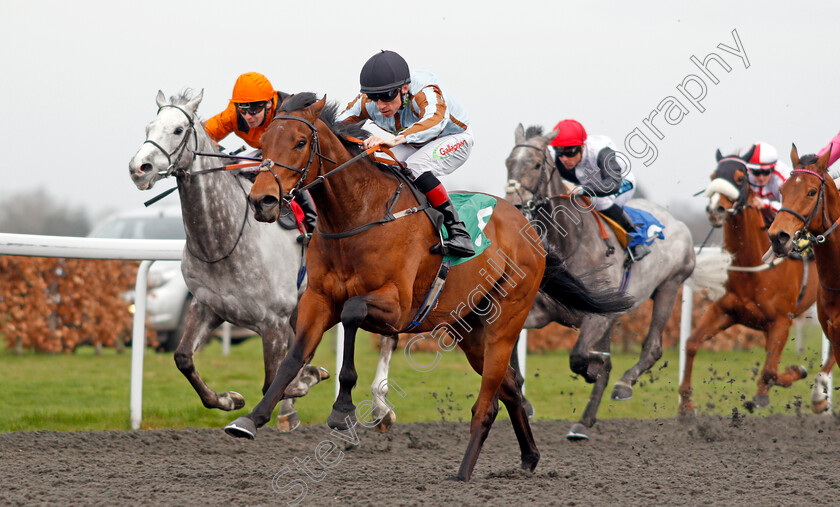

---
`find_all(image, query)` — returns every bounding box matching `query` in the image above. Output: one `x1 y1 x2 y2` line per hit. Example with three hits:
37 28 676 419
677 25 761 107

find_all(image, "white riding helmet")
745 142 778 170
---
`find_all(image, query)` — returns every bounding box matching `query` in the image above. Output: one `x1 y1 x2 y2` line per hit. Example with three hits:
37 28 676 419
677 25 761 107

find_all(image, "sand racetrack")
2 413 838 506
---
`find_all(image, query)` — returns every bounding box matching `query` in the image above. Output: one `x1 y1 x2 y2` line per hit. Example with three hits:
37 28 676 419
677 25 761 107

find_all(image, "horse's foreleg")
509 337 535 419
225 294 334 439
327 296 368 431
568 324 613 441
370 334 398 433
173 301 240 410
569 316 612 383
755 319 807 408
678 305 734 419
260 325 302 433
613 281 680 401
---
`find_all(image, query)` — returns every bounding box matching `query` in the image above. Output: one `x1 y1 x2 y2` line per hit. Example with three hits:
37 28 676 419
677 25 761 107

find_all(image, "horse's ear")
515 123 525 144
790 143 801 168
156 90 166 109
545 128 559 142
185 89 204 114
307 95 327 121
817 145 832 172
715 149 723 162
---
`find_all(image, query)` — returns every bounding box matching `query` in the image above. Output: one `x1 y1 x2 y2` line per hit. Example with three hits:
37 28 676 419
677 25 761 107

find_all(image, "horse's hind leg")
679 305 734 419
612 281 680 401
755 319 807 408
509 338 535 419
567 322 613 441
370 334 398 433
173 300 244 410
499 366 540 472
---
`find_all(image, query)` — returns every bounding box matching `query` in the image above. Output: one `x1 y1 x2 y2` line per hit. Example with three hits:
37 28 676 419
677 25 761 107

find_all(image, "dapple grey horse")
505 124 708 440
127 90 347 431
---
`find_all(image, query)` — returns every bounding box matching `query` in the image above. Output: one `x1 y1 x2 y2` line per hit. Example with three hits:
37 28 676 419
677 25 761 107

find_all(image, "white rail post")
221 322 232 356
517 329 528 395
679 284 694 392
335 324 344 400
130 260 153 430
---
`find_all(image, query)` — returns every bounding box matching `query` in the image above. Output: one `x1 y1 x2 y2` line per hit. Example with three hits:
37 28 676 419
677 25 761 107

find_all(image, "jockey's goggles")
366 88 401 103
750 167 774 176
557 145 582 158
236 101 270 116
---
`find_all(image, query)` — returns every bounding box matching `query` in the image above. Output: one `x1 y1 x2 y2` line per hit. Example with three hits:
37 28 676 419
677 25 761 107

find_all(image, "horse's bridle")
143 104 198 178
710 158 753 219
505 143 558 214
777 168 840 245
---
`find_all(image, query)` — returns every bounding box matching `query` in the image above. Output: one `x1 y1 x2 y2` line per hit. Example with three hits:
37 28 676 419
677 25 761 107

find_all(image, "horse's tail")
539 248 635 315
686 248 732 302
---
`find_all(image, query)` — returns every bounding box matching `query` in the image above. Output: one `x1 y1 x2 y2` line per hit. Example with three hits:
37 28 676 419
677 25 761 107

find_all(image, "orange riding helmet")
231 72 275 103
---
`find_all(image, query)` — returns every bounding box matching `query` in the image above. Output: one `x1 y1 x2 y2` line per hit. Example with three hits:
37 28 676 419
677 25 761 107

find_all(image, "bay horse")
128 90 329 431
226 93 633 482
505 124 697 440
768 146 838 412
680 147 818 417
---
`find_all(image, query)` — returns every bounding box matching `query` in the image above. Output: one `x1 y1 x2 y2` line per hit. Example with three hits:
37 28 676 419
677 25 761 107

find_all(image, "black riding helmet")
360 50 411 93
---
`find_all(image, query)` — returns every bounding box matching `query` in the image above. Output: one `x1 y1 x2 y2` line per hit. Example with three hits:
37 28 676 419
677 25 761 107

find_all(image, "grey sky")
2 0 838 225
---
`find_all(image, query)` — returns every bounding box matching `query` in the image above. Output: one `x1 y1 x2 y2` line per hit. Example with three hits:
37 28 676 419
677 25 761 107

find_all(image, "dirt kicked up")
1 414 838 506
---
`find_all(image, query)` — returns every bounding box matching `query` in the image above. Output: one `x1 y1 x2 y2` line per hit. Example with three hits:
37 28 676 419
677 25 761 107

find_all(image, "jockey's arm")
399 86 447 145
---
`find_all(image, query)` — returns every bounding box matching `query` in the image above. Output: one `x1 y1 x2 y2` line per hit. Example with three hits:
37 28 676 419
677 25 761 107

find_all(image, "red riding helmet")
746 141 778 170
549 119 587 147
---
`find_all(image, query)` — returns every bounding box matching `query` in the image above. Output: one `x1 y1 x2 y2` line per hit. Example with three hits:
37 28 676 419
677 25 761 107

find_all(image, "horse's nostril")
139 163 152 174
259 195 279 210
777 231 790 244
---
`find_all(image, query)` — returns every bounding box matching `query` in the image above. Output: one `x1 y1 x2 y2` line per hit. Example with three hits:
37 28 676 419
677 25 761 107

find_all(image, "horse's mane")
799 153 819 167
279 92 370 153
524 125 545 140
166 89 205 121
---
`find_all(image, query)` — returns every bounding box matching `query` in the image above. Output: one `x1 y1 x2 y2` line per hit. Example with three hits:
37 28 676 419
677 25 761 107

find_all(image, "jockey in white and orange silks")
337 50 475 258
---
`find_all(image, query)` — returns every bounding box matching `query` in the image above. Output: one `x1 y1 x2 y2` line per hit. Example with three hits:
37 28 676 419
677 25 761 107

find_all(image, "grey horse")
127 90 330 431
505 124 699 440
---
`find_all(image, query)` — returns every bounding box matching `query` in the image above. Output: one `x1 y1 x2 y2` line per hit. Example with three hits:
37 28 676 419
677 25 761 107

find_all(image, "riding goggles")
750 167 774 176
236 101 270 115
366 88 401 103
557 146 582 158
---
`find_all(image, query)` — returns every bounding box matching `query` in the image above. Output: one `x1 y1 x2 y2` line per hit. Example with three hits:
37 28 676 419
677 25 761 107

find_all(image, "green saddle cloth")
442 193 498 266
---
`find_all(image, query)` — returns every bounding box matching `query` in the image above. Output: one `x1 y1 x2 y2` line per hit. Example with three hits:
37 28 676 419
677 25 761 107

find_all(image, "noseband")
259 114 335 209
777 168 840 245
143 104 198 178
709 158 752 218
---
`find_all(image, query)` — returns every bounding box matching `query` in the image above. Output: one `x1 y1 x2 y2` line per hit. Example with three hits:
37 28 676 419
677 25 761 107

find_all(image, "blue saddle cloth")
624 206 665 248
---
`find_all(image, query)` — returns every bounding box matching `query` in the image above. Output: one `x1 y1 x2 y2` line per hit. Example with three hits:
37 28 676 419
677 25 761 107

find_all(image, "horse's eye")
735 176 744 185
295 139 306 149
808 189 818 197
535 162 542 170
174 127 184 135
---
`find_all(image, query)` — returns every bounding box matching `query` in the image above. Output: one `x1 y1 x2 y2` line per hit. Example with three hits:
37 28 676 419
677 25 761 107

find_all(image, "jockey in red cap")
744 141 791 225
549 119 649 261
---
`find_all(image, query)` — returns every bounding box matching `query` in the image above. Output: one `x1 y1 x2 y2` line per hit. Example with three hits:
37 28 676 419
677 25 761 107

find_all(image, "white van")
88 205 253 351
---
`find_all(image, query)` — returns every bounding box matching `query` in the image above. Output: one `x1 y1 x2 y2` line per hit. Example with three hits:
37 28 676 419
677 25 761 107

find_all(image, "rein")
505 144 557 211
259 115 428 239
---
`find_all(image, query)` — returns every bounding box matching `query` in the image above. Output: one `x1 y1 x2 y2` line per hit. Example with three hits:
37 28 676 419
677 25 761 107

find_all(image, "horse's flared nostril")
259 195 279 212
775 231 790 245
138 163 152 175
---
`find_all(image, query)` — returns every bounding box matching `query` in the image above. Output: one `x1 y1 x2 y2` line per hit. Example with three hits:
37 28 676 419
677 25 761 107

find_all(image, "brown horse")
679 148 818 417
223 93 633 481
768 146 838 412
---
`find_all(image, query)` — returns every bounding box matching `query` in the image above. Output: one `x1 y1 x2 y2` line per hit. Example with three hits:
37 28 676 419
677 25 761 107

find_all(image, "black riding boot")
601 204 650 261
294 191 318 243
431 199 475 258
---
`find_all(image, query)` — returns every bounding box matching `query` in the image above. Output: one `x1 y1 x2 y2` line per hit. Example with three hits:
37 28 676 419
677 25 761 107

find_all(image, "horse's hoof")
445 475 467 482
327 409 357 430
793 365 808 379
566 423 590 441
375 410 396 433
221 391 246 411
753 394 770 408
678 406 697 422
317 367 331 382
224 417 257 439
812 399 830 414
611 382 633 401
277 411 301 433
